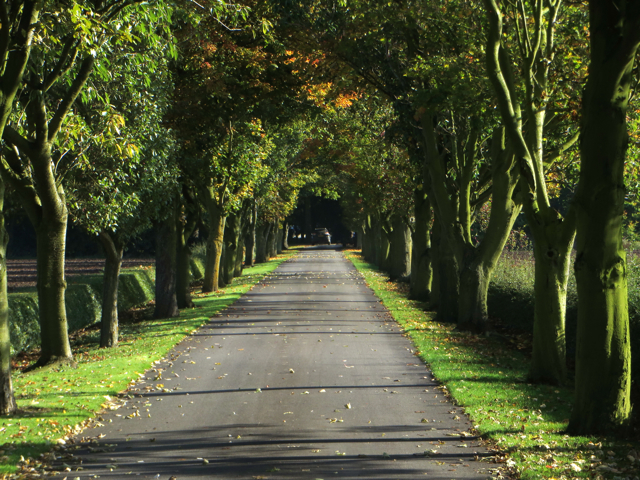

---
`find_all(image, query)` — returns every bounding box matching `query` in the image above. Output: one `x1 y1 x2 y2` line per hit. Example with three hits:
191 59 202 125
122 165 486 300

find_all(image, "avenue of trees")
0 0 639 439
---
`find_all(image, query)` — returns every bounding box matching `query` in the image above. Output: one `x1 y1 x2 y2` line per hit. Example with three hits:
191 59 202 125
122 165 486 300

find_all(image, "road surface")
62 247 494 479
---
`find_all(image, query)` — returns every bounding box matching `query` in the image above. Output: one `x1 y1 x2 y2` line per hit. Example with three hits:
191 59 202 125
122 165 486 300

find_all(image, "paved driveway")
63 247 492 479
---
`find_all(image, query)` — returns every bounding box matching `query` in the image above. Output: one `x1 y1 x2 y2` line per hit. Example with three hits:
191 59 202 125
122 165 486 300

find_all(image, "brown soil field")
7 258 154 292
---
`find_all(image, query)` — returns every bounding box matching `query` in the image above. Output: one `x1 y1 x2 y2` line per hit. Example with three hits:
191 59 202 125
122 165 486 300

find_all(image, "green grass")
345 250 640 480
0 251 295 476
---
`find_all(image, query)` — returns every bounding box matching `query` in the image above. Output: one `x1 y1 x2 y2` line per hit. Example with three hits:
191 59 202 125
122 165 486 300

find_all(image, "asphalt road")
62 247 494 479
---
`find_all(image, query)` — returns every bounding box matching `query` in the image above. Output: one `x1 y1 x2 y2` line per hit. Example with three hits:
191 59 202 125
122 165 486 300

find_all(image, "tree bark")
176 194 198 309
387 214 411 282
282 222 289 250
244 198 257 267
98 231 124 347
433 218 459 323
410 189 432 301
356 225 363 249
567 0 639 434
255 222 272 264
276 225 283 254
223 212 242 285
0 180 16 414
379 231 391 272
457 146 521 331
35 190 73 366
267 220 278 259
362 216 375 262
527 232 573 384
154 209 179 319
218 243 227 288
202 198 226 293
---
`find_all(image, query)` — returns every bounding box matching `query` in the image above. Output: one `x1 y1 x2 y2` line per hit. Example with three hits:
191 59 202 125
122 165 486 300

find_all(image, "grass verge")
0 251 295 477
345 250 640 480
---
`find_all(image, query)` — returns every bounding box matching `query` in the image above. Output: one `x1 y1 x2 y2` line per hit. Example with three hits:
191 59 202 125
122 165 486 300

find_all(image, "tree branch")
0 2 10 75
42 38 79 92
0 145 42 226
483 0 537 195
543 131 579 165
28 90 48 146
2 125 36 159
48 55 95 143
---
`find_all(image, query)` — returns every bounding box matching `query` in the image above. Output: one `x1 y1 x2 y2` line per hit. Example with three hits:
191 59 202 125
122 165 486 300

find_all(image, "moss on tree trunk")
528 231 574 385
202 201 226 293
568 0 638 432
35 203 73 366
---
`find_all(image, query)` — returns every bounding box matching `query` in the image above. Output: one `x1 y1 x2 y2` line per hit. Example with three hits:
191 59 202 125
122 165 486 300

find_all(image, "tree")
482 0 587 384
169 4 318 285
1 0 174 366
0 0 41 414
278 0 525 330
568 0 640 434
67 38 178 344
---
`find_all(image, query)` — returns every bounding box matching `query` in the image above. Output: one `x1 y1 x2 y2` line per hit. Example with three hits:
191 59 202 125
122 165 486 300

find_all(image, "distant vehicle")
312 227 331 245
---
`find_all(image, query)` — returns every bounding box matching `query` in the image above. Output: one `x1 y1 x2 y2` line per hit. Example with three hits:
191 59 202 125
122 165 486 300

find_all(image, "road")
63 247 493 479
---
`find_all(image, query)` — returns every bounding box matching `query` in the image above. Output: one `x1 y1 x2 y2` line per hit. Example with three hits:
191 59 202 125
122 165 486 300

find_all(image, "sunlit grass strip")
0 251 296 476
345 251 639 480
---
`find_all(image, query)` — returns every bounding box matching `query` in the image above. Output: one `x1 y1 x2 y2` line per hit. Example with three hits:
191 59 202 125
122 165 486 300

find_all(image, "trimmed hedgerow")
7 265 160 355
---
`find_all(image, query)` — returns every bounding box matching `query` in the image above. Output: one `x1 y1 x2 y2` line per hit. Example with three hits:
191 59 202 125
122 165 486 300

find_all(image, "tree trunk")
218 243 227 288
267 220 278 259
276 225 283 254
410 189 432 301
255 222 272 264
387 215 411 281
0 180 16 414
567 1 638 434
35 200 73 366
176 206 197 309
457 152 521 332
202 201 226 293
235 238 244 277
378 226 391 273
362 217 375 262
457 248 491 331
373 217 389 268
527 219 575 384
154 211 179 319
223 212 242 285
245 198 257 267
98 232 124 348
433 216 459 322
283 222 289 250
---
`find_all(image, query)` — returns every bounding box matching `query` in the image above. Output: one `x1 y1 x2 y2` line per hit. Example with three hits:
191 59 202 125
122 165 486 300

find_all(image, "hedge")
7 265 161 355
